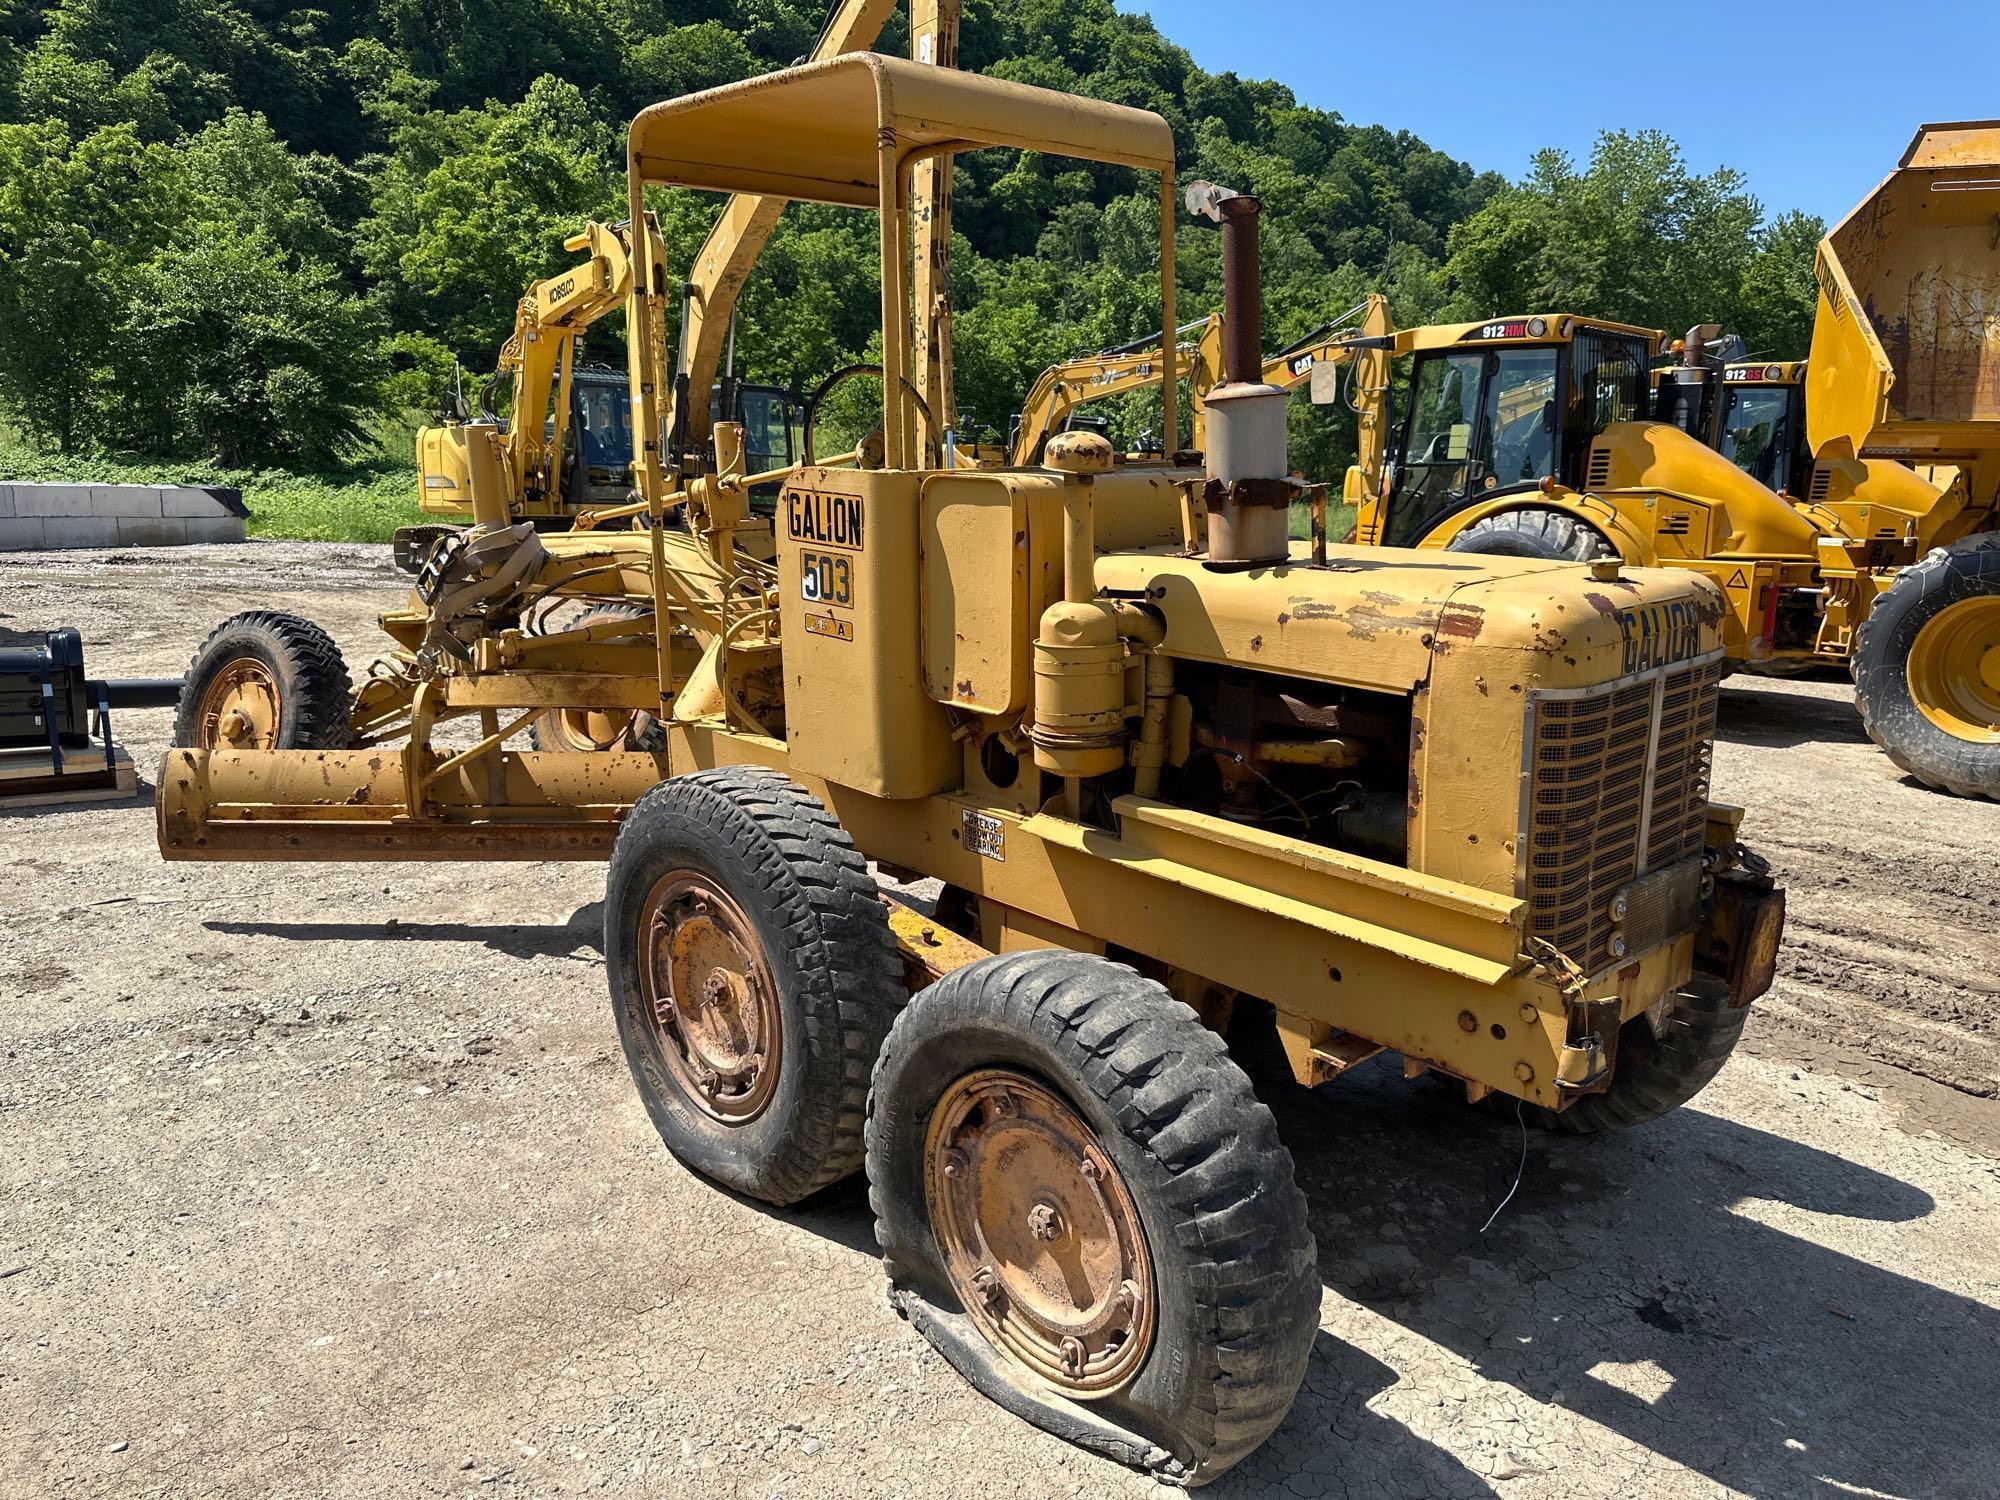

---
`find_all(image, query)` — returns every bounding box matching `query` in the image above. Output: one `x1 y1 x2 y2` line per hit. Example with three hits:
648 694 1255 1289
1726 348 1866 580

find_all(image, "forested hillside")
0 0 1822 498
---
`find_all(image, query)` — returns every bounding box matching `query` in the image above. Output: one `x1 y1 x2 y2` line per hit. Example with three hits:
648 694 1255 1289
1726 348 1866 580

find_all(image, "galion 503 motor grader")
158 55 1784 1483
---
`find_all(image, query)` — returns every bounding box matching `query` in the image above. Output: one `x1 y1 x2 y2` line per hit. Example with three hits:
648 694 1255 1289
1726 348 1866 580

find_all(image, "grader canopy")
621 55 1182 474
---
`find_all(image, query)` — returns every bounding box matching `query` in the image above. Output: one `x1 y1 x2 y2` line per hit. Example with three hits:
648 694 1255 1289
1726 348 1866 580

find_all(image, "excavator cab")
1378 320 1651 547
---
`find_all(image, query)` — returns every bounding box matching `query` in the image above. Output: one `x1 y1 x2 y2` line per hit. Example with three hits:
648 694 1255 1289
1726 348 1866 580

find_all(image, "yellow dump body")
1809 121 2000 507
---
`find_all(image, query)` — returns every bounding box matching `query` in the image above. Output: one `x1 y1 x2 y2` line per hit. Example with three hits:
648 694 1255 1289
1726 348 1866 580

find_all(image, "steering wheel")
801 363 939 468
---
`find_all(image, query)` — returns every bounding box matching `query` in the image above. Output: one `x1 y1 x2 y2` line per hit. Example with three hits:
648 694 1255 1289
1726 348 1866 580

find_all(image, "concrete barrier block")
116 516 190 546
0 517 47 549
162 487 236 518
181 515 247 544
91 484 164 518
40 516 121 548
13 484 94 517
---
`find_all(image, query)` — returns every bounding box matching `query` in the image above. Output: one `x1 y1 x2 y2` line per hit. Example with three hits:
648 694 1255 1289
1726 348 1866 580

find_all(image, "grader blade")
157 747 670 861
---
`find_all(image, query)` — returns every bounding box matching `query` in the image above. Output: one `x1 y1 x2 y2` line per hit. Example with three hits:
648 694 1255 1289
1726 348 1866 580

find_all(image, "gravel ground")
3 540 1998 1500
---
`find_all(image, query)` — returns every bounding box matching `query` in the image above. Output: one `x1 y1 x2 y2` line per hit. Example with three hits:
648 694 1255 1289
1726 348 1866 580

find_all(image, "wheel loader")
156 55 1783 1484
1327 122 2000 797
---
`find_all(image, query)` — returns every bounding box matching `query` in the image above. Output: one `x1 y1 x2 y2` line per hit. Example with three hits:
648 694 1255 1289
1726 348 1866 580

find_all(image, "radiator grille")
1524 654 1723 974
1809 464 1832 503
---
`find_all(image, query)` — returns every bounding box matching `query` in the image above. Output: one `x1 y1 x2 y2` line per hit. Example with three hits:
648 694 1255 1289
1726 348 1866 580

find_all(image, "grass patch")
0 433 423 543
1288 498 1357 541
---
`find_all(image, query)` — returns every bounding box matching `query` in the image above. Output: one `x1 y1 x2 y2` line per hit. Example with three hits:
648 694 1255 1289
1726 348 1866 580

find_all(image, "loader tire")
605 767 904 1205
173 610 351 751
1446 507 1617 563
866 951 1319 1485
528 604 664 751
1851 534 2000 799
1531 975 1745 1134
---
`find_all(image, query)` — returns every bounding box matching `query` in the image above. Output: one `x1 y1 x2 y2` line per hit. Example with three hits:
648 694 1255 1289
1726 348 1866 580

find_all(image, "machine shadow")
206 900 605 962
1716 682 1869 746
1249 1050 1994 1500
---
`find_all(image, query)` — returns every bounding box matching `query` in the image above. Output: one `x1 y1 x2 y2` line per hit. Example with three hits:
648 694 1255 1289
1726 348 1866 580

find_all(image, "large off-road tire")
173 610 352 751
1446 507 1617 562
1851 534 2000 799
528 604 664 751
1531 976 1745 1134
604 767 904 1205
866 951 1319 1485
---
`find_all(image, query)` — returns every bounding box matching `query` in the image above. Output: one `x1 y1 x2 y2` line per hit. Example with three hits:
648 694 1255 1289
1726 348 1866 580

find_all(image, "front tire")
173 610 351 750
605 767 904 1204
1446 507 1617 562
866 951 1318 1484
1852 535 2000 798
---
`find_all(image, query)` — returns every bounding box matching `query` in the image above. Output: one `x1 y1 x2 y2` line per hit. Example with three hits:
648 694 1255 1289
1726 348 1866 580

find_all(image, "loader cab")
1378 319 1653 547
1713 362 1810 497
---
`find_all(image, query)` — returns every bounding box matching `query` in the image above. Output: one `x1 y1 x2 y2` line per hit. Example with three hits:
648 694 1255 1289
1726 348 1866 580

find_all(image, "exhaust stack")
1188 181 1290 567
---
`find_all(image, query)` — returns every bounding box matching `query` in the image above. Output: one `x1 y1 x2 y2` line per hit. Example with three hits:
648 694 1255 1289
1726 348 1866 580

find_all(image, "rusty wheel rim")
925 1069 1155 1397
195 658 280 750
539 706 637 751
636 871 781 1123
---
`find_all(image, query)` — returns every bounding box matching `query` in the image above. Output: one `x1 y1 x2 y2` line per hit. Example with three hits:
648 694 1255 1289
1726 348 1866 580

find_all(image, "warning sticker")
961 809 1006 862
1725 568 1749 589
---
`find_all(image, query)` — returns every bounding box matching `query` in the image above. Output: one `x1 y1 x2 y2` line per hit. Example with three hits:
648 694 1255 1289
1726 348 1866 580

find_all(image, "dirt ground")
4 540 1998 1500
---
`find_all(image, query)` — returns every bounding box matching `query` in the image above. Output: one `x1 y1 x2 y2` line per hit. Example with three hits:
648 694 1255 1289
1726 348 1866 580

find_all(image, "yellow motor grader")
159 57 1783 1483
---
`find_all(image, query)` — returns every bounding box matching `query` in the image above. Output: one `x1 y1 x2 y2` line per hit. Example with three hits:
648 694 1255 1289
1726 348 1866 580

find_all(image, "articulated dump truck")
155 55 1783 1483
1806 120 2000 796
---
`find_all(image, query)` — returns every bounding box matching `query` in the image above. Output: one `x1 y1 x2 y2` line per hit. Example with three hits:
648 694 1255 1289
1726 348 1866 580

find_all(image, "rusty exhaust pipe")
1187 182 1290 567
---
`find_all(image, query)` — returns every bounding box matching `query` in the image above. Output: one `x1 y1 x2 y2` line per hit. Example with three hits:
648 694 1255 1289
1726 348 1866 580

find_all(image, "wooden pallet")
0 743 139 808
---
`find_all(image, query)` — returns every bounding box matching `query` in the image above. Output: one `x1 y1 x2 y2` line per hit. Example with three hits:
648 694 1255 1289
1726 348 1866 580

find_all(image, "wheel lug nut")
1078 1154 1102 1181
1027 1203 1062 1241
940 1148 968 1179
990 1089 1017 1118
971 1265 1003 1305
1060 1336 1087 1375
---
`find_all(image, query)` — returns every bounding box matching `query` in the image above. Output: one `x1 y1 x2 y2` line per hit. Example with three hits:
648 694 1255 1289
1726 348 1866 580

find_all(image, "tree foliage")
0 0 1822 470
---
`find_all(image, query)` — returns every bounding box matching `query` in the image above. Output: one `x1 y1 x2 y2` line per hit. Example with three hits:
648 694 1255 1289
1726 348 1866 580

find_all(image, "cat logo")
1616 599 1705 673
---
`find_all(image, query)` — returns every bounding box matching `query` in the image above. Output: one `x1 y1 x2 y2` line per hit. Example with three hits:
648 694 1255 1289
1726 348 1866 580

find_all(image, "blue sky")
1114 0 2000 226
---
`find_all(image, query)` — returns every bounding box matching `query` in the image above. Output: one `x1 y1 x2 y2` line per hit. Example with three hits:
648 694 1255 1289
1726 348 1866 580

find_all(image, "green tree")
114 234 385 465
0 118 177 450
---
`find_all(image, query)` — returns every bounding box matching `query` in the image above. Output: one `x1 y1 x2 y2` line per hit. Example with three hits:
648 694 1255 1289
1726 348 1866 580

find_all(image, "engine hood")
1095 544 1726 694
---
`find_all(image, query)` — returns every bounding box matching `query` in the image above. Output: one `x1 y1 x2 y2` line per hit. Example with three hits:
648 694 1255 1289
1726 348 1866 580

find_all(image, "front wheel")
865 951 1319 1485
1852 535 2000 798
173 610 351 751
